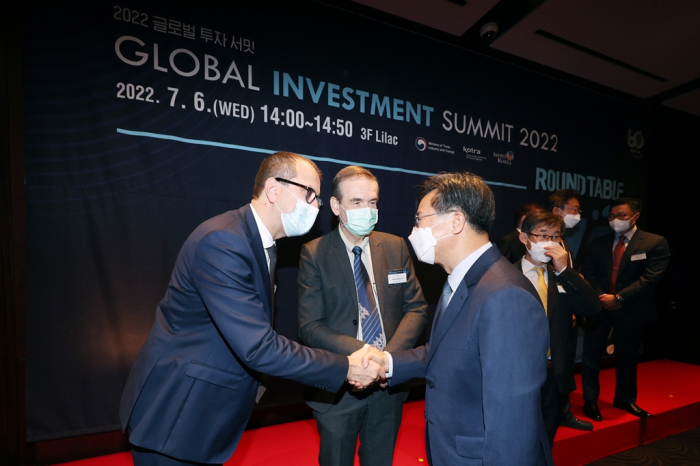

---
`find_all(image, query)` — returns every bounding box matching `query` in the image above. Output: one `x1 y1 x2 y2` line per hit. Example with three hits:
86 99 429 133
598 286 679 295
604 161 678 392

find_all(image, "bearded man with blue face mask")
297 165 427 466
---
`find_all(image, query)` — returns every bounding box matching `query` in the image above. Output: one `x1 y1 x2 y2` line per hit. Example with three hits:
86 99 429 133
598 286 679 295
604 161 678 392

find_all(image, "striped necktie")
352 246 385 350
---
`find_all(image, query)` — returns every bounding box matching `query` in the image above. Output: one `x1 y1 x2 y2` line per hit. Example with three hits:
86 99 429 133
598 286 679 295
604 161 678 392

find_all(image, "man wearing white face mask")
120 153 386 466
549 189 583 268
298 166 427 466
363 172 554 466
548 188 594 432
580 198 670 421
515 212 601 447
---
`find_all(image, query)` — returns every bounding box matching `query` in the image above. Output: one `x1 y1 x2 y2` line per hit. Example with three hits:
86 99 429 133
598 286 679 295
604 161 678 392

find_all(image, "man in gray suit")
298 165 428 466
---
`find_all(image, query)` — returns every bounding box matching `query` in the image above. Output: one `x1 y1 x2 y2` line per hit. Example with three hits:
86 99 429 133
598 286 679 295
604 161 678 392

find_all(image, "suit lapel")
428 246 500 364
618 229 643 275
369 233 387 312
562 238 574 269
332 228 359 311
545 265 557 322
243 205 272 319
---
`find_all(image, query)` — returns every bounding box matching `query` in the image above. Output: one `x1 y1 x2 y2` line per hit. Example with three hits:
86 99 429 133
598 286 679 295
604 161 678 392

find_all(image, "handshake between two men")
346 345 390 389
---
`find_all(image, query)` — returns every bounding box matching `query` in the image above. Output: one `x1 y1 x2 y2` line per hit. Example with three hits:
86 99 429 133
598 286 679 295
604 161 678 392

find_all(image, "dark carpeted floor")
586 426 700 465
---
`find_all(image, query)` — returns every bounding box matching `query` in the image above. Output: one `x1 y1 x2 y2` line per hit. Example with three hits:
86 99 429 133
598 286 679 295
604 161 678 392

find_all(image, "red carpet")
57 360 700 466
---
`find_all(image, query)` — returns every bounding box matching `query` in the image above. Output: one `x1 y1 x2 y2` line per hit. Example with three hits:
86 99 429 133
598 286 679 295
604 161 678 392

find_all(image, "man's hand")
599 294 621 310
544 243 569 272
346 346 385 389
361 345 389 373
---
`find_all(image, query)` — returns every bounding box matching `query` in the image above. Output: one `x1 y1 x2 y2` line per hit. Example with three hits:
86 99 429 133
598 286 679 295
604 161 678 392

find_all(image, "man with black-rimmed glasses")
515 211 600 446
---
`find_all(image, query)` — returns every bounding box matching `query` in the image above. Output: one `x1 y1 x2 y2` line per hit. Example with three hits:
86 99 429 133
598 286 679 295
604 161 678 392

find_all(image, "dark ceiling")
317 0 700 116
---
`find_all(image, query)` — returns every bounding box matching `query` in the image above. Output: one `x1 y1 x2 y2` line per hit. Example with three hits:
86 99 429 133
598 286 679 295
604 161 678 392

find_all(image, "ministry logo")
415 137 427 151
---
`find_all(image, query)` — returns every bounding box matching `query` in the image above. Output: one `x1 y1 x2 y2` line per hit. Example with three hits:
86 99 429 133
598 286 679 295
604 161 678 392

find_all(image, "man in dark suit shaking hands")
364 172 553 466
581 197 670 421
297 165 427 466
515 211 601 446
120 152 385 466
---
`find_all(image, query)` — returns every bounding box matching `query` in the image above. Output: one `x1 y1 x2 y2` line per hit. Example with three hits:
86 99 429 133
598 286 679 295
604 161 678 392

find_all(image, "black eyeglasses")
527 233 561 242
558 206 582 215
275 177 323 206
607 212 636 221
414 210 456 227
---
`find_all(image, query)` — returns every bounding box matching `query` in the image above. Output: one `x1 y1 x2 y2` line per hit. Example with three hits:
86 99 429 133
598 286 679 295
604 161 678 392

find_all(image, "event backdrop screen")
22 0 649 441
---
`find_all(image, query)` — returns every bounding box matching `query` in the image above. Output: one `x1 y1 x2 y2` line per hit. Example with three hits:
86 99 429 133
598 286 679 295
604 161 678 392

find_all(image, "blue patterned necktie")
352 246 385 350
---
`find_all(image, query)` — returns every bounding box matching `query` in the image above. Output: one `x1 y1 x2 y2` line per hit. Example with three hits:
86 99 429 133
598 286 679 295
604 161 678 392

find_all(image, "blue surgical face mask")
275 184 319 237
340 205 378 237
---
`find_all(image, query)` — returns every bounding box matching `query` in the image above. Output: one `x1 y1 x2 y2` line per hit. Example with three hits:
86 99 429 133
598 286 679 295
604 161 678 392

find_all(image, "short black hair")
252 152 321 199
418 172 495 235
521 211 565 237
611 197 642 213
548 189 580 211
514 203 545 228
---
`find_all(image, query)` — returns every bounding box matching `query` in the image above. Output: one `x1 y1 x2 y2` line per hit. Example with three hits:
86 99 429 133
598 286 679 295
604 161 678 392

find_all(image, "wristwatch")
614 294 624 304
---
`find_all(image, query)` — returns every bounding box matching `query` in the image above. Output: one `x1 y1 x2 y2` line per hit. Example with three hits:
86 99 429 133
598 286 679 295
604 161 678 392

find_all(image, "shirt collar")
521 256 545 274
339 226 370 252
447 242 493 292
619 225 637 242
250 204 275 249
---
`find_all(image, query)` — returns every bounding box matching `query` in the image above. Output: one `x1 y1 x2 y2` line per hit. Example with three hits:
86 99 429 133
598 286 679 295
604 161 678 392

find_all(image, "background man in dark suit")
366 172 553 466
549 189 582 268
297 166 427 466
119 152 384 466
496 202 544 263
516 211 601 446
581 197 670 421
548 189 594 431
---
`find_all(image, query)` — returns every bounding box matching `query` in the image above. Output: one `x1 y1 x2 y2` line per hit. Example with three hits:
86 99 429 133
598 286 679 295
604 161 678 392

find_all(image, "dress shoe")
583 401 602 422
560 415 594 431
613 399 652 418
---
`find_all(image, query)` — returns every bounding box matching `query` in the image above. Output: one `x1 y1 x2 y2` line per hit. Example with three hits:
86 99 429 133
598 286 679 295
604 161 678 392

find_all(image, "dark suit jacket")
581 228 670 325
391 246 553 466
496 229 525 264
516 259 601 394
298 228 428 411
119 205 348 464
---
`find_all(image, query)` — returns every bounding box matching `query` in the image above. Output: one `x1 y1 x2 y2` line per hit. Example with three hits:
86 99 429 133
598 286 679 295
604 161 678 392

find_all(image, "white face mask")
275 185 319 237
609 213 637 233
527 239 558 263
563 213 581 228
408 214 452 265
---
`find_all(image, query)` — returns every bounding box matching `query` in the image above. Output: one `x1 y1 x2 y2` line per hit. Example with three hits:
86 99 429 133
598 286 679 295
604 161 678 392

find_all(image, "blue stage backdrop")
22 0 650 440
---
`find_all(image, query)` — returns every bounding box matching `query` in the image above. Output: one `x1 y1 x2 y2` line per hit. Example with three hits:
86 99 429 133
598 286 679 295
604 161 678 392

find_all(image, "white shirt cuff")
383 351 394 378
